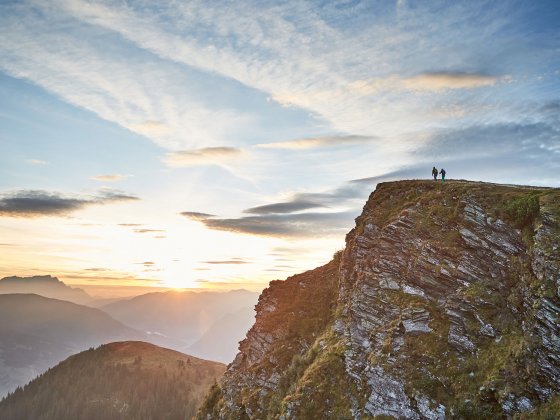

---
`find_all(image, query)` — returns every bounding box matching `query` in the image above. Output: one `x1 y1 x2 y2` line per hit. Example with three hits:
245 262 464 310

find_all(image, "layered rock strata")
198 180 560 419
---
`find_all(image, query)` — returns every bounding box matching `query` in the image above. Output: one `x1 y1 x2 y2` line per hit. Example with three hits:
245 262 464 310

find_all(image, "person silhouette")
440 168 446 184
432 166 438 181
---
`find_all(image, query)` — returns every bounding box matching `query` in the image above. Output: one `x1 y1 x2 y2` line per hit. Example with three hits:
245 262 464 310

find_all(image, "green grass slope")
0 341 226 420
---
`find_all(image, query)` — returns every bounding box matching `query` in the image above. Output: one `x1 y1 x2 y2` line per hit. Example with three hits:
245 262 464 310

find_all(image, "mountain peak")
1 275 61 284
198 180 560 419
0 275 91 304
0 341 225 419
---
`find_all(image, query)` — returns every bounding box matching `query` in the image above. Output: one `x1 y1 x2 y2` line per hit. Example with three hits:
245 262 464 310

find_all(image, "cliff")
198 180 560 419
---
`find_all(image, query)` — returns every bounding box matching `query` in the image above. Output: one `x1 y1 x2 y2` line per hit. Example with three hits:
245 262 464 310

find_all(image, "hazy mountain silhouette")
0 275 92 305
0 341 225 420
102 289 258 355
0 294 145 397
187 307 255 363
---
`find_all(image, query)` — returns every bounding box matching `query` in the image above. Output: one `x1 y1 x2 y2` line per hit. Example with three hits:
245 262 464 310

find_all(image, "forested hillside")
0 341 225 420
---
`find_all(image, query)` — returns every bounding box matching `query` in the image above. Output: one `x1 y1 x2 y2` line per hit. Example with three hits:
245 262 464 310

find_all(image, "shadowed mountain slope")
0 294 145 398
0 341 226 420
102 289 258 352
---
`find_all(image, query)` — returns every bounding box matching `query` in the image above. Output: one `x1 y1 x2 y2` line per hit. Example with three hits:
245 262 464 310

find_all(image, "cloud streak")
25 159 48 165
243 200 325 215
257 135 377 150
90 174 131 182
0 189 139 218
2 0 540 148
351 72 499 96
164 147 243 167
201 260 250 265
182 209 354 238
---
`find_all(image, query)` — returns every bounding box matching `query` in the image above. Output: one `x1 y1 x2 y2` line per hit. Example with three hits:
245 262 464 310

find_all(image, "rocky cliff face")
198 180 560 419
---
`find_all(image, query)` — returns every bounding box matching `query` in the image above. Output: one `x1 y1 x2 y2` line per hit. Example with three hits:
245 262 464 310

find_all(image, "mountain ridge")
0 275 92 304
0 341 225 420
101 289 259 351
0 293 145 398
198 180 560 419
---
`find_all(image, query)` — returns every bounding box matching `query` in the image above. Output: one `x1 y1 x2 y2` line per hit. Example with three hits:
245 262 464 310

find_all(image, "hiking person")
440 168 446 184
432 166 438 181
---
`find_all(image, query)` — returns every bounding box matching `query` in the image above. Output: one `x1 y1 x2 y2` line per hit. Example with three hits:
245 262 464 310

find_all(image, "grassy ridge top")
0 341 226 420
359 179 558 241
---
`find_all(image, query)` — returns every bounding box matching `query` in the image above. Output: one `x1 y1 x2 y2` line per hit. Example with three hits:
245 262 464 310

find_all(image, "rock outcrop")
198 180 560 419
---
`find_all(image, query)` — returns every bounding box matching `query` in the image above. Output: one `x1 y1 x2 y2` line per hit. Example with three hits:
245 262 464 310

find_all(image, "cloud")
25 159 48 165
90 174 131 182
418 122 560 161
164 147 243 167
256 135 377 150
3 0 533 146
0 3 254 150
402 72 499 91
244 200 325 215
201 260 250 265
180 211 216 220
118 223 143 227
133 229 165 234
0 189 139 218
1 0 554 159
132 120 170 136
350 166 431 185
351 72 499 95
182 210 354 238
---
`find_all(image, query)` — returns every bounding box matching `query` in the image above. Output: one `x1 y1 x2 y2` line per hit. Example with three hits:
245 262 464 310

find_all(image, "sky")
0 0 559 294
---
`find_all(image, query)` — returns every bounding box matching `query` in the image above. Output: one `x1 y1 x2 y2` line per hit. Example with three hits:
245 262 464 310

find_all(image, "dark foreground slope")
198 180 560 419
0 341 226 420
0 294 145 398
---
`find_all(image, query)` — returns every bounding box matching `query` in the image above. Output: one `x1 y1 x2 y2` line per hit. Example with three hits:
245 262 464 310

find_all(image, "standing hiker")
432 166 438 181
440 168 446 184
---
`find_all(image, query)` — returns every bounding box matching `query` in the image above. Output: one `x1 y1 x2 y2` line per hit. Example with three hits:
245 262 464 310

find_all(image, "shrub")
504 195 540 229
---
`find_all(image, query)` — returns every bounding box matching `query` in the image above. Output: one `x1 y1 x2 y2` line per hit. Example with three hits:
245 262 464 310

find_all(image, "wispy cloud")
351 72 499 96
182 209 354 238
402 72 499 91
257 135 377 150
133 229 165 234
202 260 250 265
0 1 254 150
0 189 139 218
180 211 216 220
135 261 155 266
90 174 131 182
164 147 243 167
2 0 534 147
244 200 325 215
25 159 48 165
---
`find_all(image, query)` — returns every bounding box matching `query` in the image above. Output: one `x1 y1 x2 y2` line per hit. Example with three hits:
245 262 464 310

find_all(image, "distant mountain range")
0 294 145 397
187 307 255 363
102 289 259 353
0 341 225 420
0 275 92 305
0 275 259 397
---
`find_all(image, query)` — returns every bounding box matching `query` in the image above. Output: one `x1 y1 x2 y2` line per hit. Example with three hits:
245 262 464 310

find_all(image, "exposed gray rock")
200 181 560 420
364 367 418 419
